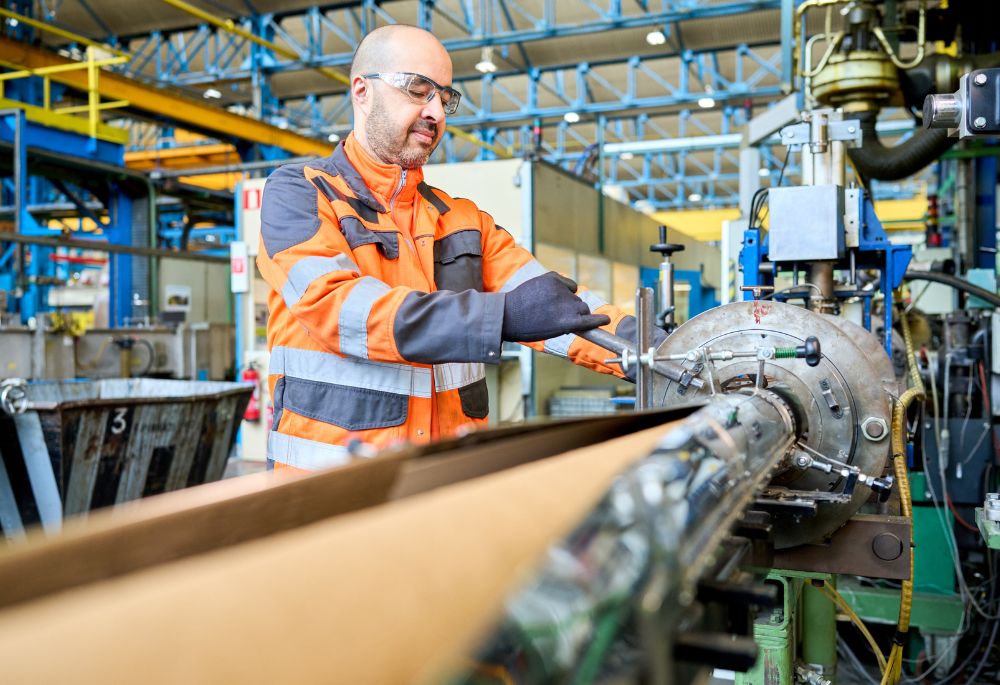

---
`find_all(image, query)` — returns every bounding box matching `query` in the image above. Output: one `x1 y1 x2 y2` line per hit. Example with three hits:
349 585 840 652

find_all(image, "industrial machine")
457 2 1000 683
0 3 996 685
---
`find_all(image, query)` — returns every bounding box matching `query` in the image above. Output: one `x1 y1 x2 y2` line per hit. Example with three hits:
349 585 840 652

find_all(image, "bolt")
975 73 988 86
873 533 903 561
975 116 987 128
848 126 857 133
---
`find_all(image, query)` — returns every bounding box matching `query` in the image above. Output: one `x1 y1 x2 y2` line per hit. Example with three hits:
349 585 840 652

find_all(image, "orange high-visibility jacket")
257 134 631 470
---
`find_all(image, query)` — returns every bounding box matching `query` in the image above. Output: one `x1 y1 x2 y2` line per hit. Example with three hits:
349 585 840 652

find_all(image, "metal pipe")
579 328 705 389
0 232 228 264
148 156 314 179
831 140 845 186
955 158 973 269
809 263 835 300
602 121 916 158
636 287 654 409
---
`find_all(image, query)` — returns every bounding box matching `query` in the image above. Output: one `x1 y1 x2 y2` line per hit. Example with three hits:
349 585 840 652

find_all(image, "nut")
861 417 888 441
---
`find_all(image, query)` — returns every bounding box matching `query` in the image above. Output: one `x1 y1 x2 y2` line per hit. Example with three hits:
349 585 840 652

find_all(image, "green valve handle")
774 336 822 367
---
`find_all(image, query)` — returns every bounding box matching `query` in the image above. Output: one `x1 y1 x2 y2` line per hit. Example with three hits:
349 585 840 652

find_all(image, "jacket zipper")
389 168 417 257
389 168 407 210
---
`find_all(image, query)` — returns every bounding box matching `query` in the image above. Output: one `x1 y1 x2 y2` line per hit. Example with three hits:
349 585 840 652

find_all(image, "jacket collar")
328 133 424 214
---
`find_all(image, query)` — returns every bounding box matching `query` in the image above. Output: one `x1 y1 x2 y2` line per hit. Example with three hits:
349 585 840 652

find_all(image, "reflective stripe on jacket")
257 134 630 469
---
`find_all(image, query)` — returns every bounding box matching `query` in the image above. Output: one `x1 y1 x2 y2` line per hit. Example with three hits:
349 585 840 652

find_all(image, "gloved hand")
502 272 611 342
615 315 669 382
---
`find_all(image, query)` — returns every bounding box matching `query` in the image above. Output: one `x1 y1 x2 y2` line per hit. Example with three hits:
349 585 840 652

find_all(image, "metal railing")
0 46 129 140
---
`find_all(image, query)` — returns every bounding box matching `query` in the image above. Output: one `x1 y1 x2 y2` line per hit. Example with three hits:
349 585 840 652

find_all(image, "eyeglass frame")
362 72 462 115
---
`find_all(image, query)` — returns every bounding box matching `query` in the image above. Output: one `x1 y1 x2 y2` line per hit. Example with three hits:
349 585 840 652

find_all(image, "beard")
365 89 441 169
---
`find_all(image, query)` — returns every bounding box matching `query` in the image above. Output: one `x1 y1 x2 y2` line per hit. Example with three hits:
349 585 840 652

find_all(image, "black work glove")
502 272 611 342
615 315 669 382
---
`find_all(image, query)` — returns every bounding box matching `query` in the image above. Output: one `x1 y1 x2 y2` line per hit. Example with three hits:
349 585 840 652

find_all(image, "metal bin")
0 378 252 539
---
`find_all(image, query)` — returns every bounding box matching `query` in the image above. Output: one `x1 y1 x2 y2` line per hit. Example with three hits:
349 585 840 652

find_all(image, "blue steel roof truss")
16 0 925 209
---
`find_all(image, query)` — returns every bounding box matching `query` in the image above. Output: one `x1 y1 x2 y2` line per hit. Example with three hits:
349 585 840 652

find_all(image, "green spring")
773 347 797 359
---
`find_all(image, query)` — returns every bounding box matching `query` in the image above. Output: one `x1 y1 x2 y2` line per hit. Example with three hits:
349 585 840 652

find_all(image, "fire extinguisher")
242 362 261 422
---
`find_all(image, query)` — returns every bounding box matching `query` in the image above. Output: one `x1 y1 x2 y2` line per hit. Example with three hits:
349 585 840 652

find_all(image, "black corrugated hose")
904 270 1000 308
847 110 958 182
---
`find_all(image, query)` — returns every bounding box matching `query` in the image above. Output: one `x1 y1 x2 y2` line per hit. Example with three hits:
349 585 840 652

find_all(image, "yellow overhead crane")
0 34 334 157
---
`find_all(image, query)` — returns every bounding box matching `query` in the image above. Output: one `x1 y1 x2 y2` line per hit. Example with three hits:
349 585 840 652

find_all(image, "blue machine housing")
739 189 912 356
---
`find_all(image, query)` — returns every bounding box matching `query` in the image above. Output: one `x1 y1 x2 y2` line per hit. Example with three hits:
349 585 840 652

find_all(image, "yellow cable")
900 305 925 394
884 346 924 685
819 581 888 674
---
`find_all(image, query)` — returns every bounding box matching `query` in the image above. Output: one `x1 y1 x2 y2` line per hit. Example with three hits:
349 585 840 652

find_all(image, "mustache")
410 122 437 135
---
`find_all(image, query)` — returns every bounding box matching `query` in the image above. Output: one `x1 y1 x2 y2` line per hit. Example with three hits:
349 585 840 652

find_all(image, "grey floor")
222 457 268 479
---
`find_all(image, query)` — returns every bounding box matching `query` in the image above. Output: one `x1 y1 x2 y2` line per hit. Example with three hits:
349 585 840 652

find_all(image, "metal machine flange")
652 301 896 548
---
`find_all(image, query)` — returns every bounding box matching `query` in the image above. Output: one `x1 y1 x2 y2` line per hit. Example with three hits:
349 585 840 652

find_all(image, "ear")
351 75 370 109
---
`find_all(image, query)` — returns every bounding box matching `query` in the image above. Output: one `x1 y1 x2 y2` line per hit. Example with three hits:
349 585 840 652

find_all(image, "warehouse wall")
158 259 232 323
423 158 525 241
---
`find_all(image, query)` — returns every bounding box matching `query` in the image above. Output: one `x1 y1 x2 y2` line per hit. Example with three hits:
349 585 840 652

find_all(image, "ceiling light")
758 167 770 177
634 200 655 214
563 111 580 124
687 192 702 202
697 96 715 109
475 46 497 74
203 88 222 99
620 152 634 160
327 133 340 143
645 29 666 46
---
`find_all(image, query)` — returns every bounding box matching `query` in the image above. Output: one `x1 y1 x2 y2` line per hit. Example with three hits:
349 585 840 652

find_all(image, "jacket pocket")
457 377 489 419
434 229 483 292
280 376 407 430
339 215 399 260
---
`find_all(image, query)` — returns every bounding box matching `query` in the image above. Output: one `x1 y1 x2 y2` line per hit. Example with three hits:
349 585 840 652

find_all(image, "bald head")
349 26 452 169
350 25 451 80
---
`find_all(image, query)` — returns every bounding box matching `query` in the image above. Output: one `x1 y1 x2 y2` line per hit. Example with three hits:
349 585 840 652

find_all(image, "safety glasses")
364 72 462 115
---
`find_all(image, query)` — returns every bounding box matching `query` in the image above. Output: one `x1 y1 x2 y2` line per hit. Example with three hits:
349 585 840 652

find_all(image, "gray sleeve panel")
393 289 505 364
260 163 321 258
615 315 637 342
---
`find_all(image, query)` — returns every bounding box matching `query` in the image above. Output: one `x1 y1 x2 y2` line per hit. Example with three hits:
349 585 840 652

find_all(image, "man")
257 25 663 472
